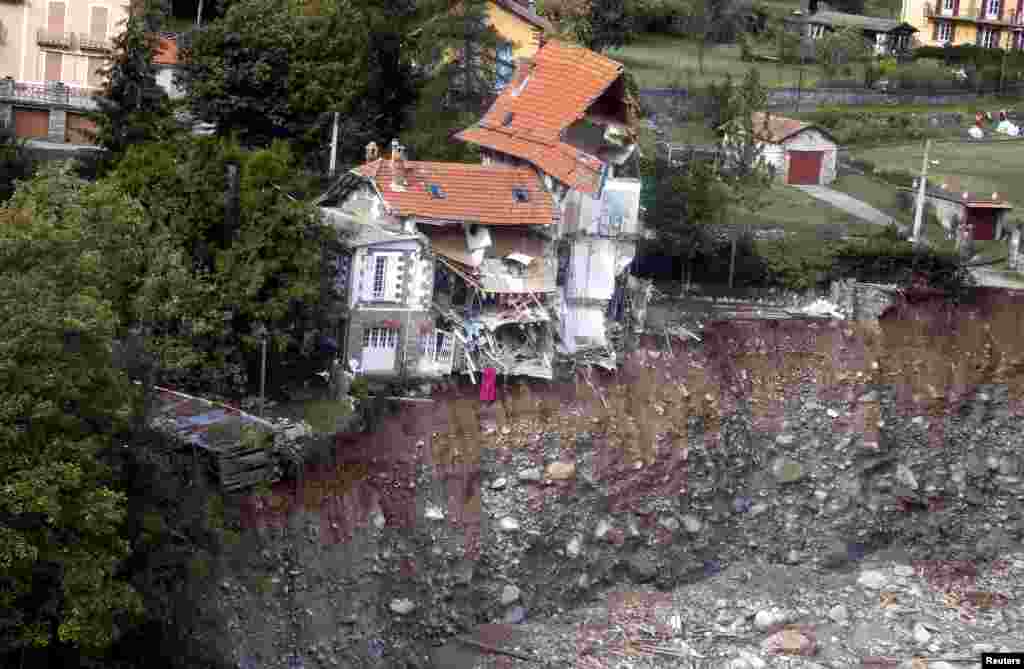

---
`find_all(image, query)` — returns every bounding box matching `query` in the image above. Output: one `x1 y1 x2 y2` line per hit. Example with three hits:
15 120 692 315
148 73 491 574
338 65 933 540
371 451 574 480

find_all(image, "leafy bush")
801 107 941 147
889 60 960 92
828 231 971 295
778 30 804 65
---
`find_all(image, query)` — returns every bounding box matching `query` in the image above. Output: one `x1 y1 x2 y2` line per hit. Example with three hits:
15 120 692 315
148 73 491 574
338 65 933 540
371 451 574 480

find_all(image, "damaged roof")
455 40 630 194
424 225 556 293
350 160 555 227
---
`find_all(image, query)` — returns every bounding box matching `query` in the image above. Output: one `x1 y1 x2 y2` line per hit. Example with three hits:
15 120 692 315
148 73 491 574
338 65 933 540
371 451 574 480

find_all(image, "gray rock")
425 506 445 520
504 606 527 624
893 564 915 577
490 477 507 490
857 569 889 589
390 598 416 615
754 608 791 631
912 622 932 644
1000 455 1020 476
658 516 680 531
828 604 849 623
566 535 582 558
518 467 542 482
498 517 520 532
896 464 919 490
594 518 613 540
725 650 766 669
627 553 659 583
772 457 805 484
500 585 520 605
682 514 702 533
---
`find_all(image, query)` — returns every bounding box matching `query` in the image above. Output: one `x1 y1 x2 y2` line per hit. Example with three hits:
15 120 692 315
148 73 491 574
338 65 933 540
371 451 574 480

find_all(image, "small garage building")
723 112 839 186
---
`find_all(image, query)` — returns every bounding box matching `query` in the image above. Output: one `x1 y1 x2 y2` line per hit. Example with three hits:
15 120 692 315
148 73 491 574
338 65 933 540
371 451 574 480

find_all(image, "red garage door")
13 108 50 140
787 150 823 185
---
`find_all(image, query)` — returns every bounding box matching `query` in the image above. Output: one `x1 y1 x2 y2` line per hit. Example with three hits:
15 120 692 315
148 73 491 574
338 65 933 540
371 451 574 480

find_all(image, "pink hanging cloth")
479 367 498 402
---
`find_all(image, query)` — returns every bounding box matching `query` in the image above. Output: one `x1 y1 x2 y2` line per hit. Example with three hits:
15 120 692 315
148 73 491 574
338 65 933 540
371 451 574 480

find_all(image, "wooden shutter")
90 6 109 40
47 2 65 33
44 52 62 81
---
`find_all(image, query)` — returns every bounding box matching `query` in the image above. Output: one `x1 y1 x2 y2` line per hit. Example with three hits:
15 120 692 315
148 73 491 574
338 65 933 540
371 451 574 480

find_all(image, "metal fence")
0 78 99 111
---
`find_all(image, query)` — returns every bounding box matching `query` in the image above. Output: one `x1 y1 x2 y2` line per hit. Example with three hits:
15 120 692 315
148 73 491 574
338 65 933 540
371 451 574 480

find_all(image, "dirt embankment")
212 289 1024 669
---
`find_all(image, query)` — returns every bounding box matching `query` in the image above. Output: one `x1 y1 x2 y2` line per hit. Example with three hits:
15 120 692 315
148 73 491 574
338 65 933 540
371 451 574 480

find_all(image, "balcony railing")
78 34 112 52
36 28 73 49
0 78 99 111
924 2 1024 24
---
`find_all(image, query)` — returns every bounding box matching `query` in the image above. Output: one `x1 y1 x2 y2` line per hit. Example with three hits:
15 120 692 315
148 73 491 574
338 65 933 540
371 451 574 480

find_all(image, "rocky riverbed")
210 295 1024 669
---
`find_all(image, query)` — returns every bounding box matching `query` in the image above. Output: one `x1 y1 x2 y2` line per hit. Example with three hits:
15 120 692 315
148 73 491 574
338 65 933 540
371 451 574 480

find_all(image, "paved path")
792 184 905 232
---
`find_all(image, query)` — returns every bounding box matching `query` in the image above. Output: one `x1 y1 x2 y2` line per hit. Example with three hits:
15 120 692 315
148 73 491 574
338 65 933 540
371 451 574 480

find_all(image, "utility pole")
911 139 931 245
328 111 339 177
196 0 203 27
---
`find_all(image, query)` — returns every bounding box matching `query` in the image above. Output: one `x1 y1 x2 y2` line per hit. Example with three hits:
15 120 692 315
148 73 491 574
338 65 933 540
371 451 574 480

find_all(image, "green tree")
717 69 773 287
0 165 146 656
677 0 744 75
641 152 730 288
110 137 331 398
91 0 177 158
815 26 872 80
0 127 35 203
177 0 369 156
538 0 637 52
400 0 501 162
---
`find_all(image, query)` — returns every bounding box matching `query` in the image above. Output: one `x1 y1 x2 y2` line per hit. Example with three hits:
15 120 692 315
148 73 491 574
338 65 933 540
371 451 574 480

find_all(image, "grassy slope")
610 33 819 89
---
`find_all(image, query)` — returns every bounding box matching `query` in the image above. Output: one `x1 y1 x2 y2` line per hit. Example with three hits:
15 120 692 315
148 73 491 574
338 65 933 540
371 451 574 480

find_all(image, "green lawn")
831 172 908 222
853 139 1024 207
610 33 818 89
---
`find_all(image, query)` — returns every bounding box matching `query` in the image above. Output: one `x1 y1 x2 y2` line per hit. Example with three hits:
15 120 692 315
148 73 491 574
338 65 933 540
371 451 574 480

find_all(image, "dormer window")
502 111 515 126
512 187 529 203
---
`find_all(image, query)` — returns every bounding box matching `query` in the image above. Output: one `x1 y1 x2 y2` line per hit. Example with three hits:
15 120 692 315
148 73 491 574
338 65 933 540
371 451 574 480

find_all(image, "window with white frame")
980 26 997 48
363 327 398 350
943 0 953 10
372 255 388 299
987 0 1001 18
89 6 109 40
419 330 454 364
938 21 953 42
495 42 515 90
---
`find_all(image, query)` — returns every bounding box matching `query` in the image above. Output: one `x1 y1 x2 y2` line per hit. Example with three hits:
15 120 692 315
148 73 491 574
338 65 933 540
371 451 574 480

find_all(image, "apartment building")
902 0 1024 49
0 0 128 143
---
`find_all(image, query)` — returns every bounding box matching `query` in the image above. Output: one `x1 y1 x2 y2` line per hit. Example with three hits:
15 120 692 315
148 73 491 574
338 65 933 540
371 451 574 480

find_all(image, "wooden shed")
902 184 1014 242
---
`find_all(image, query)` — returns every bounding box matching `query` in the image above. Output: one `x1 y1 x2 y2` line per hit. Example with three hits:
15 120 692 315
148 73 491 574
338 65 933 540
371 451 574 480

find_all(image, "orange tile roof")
154 35 178 65
353 159 555 226
748 112 830 144
455 40 624 194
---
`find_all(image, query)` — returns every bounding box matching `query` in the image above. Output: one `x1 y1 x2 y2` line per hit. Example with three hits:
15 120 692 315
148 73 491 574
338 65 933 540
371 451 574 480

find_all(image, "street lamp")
254 322 268 417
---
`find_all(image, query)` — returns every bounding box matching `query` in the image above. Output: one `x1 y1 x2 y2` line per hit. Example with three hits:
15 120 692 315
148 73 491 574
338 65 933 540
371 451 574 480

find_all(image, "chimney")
366 141 379 162
390 139 408 190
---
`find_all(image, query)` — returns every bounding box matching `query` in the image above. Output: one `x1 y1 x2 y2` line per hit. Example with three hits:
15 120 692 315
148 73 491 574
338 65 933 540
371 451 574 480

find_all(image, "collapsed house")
318 39 644 383
456 39 644 369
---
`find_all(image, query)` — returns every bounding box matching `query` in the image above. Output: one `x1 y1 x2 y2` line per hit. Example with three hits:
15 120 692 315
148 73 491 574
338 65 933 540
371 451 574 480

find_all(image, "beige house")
0 0 128 144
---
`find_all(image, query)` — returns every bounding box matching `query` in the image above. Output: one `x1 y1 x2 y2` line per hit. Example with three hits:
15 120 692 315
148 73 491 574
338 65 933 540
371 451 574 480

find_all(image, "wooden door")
970 209 997 241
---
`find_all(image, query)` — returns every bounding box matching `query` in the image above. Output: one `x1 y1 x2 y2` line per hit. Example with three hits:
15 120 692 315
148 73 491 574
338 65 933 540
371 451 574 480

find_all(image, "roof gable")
727 112 837 145
455 39 629 193
154 34 179 65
